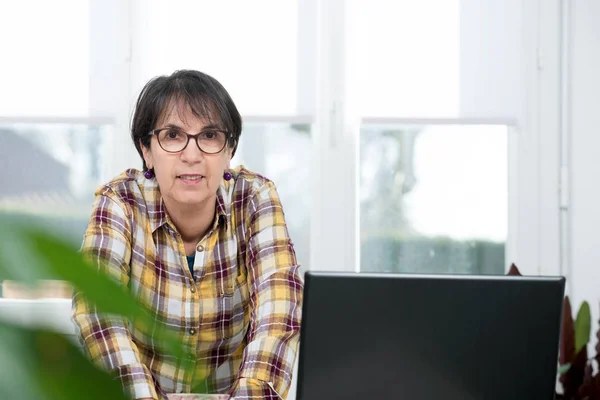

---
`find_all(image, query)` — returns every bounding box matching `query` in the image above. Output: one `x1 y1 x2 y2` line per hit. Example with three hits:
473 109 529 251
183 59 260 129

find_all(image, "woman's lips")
177 174 204 184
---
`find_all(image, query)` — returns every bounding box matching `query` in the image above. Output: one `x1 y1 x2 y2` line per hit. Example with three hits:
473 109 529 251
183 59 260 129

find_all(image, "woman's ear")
141 140 153 169
229 137 237 155
225 139 234 160
225 148 231 169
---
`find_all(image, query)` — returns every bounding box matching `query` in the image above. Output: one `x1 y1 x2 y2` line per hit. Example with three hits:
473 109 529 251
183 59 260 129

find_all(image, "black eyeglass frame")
148 128 235 154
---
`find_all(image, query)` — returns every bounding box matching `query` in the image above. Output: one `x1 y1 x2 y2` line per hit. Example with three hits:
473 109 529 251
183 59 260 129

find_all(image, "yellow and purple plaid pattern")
72 166 303 400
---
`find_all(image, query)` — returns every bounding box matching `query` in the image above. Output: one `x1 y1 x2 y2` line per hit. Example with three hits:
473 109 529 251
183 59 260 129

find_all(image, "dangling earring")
223 171 232 181
144 168 155 179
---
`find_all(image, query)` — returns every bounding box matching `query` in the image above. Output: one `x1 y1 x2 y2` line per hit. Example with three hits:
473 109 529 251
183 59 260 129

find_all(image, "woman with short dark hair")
73 70 303 400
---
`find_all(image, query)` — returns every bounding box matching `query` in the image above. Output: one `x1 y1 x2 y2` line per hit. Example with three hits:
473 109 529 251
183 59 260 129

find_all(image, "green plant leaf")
0 216 195 374
0 320 129 400
0 322 46 400
575 301 591 354
0 217 58 282
557 363 572 375
24 225 193 367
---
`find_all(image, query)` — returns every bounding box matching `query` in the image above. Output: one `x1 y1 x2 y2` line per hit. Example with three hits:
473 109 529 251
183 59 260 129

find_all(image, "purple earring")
223 171 232 181
144 168 154 179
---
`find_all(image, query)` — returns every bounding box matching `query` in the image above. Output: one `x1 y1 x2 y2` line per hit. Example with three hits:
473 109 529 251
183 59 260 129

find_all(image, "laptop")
296 271 565 400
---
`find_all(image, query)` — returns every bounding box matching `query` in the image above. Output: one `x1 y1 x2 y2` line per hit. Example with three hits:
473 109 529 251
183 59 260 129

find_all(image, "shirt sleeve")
72 191 159 400
229 181 304 399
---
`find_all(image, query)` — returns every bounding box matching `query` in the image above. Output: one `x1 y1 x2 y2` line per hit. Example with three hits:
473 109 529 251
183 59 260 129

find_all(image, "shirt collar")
140 174 168 233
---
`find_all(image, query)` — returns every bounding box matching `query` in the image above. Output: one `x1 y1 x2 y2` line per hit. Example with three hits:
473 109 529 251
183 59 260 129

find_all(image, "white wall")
570 0 600 344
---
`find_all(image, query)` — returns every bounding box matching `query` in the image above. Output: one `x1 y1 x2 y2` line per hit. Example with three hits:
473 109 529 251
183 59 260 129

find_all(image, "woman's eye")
167 130 180 139
202 131 216 139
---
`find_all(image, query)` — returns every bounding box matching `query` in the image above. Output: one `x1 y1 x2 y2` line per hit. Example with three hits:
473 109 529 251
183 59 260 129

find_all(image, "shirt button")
196 244 204 252
189 328 196 335
190 286 196 293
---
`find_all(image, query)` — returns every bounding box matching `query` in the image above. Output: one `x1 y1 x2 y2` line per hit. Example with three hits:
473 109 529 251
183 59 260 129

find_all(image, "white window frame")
307 0 566 280
102 0 567 282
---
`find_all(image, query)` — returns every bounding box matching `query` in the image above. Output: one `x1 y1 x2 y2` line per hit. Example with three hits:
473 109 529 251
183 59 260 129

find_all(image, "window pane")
349 0 460 117
349 0 523 120
0 123 113 243
136 0 299 116
231 122 311 271
0 1 89 117
360 124 508 274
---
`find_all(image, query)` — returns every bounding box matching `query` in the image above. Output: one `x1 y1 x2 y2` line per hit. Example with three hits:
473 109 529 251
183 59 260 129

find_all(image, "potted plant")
508 264 600 399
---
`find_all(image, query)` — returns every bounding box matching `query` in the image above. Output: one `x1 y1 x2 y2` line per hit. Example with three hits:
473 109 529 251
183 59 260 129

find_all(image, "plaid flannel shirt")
72 166 303 399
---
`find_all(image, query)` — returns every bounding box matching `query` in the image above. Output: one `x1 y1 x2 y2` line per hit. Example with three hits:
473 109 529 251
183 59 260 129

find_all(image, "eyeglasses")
149 127 233 154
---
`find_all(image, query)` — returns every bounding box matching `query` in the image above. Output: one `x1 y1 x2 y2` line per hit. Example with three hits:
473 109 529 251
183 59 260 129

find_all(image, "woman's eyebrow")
164 123 184 129
163 123 224 131
200 124 224 130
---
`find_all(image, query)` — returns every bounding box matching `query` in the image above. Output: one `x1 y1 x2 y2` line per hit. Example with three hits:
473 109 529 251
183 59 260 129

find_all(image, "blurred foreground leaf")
0 215 197 384
0 321 128 400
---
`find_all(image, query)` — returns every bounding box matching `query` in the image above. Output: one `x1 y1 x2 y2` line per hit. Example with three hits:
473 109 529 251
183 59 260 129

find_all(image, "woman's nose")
180 138 204 163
